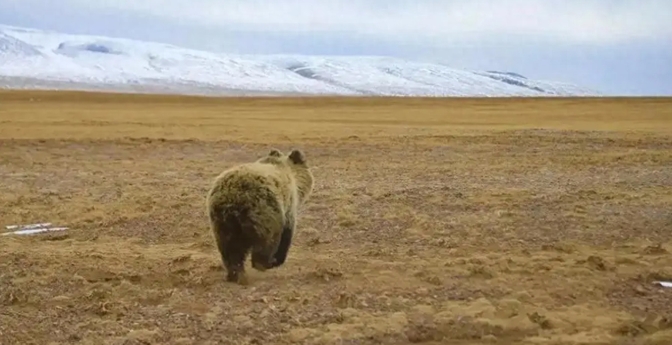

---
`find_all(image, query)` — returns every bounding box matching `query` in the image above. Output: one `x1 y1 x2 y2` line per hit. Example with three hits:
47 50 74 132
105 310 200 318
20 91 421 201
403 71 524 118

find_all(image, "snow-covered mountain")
0 24 600 97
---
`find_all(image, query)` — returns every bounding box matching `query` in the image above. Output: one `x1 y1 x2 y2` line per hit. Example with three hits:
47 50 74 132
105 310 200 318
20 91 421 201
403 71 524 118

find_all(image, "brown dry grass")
1 90 672 345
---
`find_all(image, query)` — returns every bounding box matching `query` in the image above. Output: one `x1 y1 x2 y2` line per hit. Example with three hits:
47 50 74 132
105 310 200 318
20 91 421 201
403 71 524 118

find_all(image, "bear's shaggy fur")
205 149 314 284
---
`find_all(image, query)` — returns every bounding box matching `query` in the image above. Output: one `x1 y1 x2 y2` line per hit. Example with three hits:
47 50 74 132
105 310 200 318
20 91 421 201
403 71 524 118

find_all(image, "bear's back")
211 160 296 207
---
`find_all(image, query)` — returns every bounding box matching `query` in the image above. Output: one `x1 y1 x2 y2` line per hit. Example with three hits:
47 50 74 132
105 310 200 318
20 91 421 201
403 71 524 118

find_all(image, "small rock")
482 334 498 342
416 288 429 295
634 285 648 296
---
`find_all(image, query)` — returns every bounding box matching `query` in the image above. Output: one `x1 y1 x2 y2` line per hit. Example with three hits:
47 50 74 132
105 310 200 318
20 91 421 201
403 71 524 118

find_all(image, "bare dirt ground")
1 91 671 345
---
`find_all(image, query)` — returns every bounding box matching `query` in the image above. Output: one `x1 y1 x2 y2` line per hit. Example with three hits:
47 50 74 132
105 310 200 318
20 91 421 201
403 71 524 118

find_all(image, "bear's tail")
211 205 255 240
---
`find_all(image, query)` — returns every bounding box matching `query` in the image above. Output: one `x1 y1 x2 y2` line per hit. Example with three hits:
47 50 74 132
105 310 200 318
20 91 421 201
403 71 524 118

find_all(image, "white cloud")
30 0 672 44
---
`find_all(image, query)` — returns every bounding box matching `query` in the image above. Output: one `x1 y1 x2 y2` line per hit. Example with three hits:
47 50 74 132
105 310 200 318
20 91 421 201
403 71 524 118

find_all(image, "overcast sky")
1 0 671 95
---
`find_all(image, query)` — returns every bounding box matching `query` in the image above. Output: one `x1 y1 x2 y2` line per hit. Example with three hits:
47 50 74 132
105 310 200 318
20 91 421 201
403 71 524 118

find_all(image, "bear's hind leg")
251 249 274 272
220 234 252 285
251 229 282 272
271 224 293 268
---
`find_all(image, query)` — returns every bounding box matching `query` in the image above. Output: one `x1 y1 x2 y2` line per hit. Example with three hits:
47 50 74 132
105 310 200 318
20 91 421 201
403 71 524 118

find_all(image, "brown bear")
205 148 314 285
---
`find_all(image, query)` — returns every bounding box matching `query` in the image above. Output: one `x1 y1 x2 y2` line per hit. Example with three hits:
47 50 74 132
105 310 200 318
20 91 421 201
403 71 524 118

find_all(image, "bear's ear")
268 149 282 157
288 149 306 165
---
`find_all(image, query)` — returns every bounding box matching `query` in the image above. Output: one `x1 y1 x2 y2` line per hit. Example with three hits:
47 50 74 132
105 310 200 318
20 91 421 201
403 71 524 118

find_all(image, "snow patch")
0 32 42 58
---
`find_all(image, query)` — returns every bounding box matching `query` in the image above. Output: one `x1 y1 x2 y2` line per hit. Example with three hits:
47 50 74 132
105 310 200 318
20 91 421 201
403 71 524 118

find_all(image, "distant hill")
0 24 600 97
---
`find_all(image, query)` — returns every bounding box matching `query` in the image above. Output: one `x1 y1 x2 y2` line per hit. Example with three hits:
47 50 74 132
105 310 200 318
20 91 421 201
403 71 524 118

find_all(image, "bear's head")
257 149 284 164
259 148 314 204
286 149 314 204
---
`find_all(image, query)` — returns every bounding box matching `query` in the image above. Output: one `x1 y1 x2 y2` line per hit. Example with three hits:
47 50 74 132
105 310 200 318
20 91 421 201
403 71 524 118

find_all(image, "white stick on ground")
5 223 52 230
1 227 69 236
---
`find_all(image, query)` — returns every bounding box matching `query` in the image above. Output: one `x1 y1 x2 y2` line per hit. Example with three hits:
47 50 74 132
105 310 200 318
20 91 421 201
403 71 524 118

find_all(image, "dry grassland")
1 90 672 345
